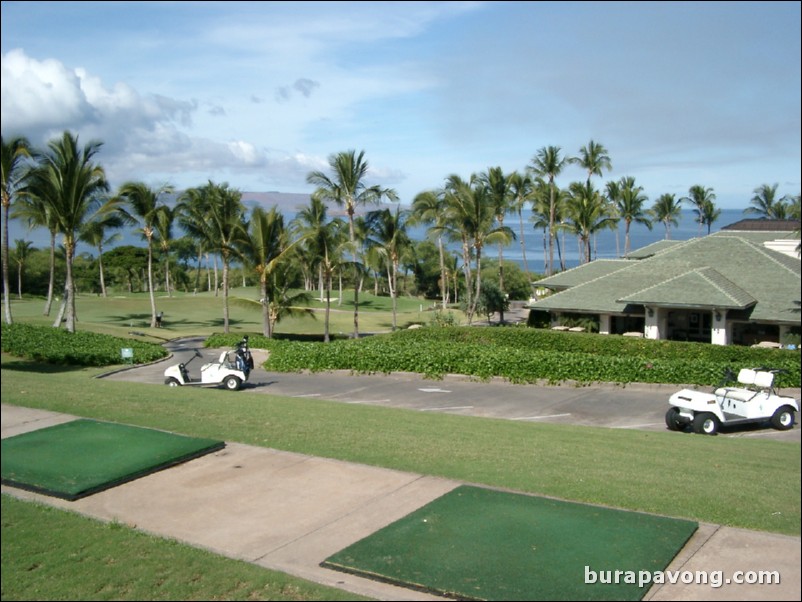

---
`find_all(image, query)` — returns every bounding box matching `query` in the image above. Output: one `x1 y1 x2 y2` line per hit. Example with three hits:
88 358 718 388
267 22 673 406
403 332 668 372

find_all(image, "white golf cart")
164 336 253 391
666 367 799 435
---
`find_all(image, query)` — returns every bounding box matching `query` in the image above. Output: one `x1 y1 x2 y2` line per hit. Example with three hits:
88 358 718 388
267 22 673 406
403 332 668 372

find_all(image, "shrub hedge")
207 327 801 388
1 322 168 366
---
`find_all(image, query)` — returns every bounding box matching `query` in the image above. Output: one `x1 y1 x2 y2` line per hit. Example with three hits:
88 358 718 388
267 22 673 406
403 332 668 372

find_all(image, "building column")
711 309 728 345
599 314 611 335
644 306 660 340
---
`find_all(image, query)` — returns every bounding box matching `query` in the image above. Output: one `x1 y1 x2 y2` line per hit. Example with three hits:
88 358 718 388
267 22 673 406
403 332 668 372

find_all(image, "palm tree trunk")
2 204 11 324
147 240 156 327
44 232 56 315
222 254 230 333
98 244 107 297
438 236 446 310
261 277 271 338
517 207 530 280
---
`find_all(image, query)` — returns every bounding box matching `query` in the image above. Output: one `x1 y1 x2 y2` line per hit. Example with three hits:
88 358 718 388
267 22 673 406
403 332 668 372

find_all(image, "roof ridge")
693 267 756 306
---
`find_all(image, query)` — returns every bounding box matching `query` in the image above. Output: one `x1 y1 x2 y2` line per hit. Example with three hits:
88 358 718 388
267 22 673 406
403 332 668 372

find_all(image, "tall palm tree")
617 176 652 257
681 185 716 236
649 193 682 240
201 181 247 334
530 146 567 275
698 199 721 235
365 205 412 331
306 149 398 338
291 196 347 342
12 185 60 314
176 186 215 294
12 239 34 298
79 207 124 297
746 183 789 219
2 135 32 324
410 188 449 310
115 182 174 327
153 204 176 297
570 139 612 184
23 131 109 332
508 171 536 280
564 181 616 264
479 166 515 299
237 205 306 338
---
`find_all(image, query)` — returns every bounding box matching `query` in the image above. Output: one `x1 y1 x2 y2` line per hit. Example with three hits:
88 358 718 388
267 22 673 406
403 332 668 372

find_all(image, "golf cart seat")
715 368 774 402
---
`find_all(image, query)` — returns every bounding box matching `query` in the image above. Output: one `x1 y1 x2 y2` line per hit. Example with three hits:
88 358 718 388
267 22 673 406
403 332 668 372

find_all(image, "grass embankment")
2 356 799 536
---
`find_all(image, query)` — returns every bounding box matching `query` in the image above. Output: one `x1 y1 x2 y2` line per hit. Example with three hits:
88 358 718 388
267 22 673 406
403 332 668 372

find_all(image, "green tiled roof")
625 239 684 259
536 260 631 290
530 234 800 323
619 267 756 309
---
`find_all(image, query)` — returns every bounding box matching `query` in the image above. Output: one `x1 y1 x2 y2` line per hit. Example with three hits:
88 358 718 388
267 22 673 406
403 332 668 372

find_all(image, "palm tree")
12 239 34 298
2 135 32 324
365 205 412 331
79 207 124 297
176 186 215 294
570 139 612 184
410 188 449 310
23 131 109 332
508 171 536 280
564 181 616 264
479 166 515 299
306 149 398 338
153 204 176 297
617 176 652 257
291 196 347 342
649 193 682 240
746 183 789 219
12 185 60 314
237 205 306 337
201 181 247 334
698 199 721 235
530 146 567 275
115 182 174 327
681 185 716 236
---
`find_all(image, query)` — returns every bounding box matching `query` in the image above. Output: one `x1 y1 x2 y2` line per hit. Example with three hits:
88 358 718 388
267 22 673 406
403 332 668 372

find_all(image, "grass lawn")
6 289 450 341
2 293 799 600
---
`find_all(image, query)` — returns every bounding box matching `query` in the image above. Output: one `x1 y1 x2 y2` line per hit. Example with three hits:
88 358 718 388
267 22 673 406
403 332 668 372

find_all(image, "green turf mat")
1 419 225 500
323 485 698 601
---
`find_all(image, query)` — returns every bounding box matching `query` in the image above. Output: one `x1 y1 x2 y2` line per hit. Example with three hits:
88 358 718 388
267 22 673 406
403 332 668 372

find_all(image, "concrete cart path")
2 404 799 601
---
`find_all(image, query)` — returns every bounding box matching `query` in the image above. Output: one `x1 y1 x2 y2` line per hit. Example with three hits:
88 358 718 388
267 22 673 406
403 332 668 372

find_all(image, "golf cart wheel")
665 407 685 431
770 406 796 431
165 377 181 387
224 375 242 391
692 412 720 435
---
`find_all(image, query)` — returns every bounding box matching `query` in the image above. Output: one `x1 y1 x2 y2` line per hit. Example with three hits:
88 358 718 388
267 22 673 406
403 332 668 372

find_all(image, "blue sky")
2 1 800 210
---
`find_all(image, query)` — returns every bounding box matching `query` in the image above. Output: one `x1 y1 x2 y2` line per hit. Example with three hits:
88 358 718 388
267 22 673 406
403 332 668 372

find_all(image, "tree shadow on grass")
0 358 89 374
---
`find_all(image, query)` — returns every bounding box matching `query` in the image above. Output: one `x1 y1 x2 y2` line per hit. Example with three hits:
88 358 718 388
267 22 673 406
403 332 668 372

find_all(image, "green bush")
1 322 168 366
228 326 801 388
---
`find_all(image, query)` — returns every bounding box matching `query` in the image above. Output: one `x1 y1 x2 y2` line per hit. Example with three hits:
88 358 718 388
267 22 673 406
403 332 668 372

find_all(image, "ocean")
407 207 747 273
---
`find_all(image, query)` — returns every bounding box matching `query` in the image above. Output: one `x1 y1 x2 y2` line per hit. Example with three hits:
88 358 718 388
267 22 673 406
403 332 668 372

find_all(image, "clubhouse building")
528 220 801 346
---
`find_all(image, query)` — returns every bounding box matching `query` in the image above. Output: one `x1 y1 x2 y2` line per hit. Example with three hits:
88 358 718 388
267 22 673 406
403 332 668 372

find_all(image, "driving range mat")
1 419 225 500
322 485 698 601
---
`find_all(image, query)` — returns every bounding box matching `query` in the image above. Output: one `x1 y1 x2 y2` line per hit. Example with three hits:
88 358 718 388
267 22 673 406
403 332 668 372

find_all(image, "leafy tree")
617 176 652 257
115 182 174 326
2 135 32 324
476 280 509 325
681 185 716 236
649 193 682 240
365 205 412 330
564 180 616 263
23 131 109 332
570 139 612 184
508 170 536 280
479 166 515 299
306 149 398 338
291 196 348 342
530 146 567 276
236 205 307 338
746 183 789 219
12 239 34 298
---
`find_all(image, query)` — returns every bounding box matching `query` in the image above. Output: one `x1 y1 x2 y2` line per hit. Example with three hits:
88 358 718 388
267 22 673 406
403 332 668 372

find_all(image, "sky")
2 1 800 211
